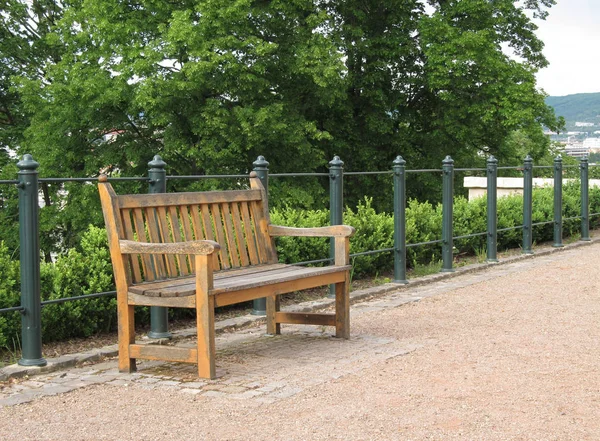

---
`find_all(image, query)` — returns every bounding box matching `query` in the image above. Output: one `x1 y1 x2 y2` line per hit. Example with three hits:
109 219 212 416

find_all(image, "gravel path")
1 243 600 440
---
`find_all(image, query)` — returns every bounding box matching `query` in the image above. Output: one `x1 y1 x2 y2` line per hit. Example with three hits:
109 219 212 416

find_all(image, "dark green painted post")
393 156 408 284
580 157 591 241
486 156 498 262
252 156 269 315
441 156 454 273
522 155 534 255
147 155 172 339
553 155 563 248
329 156 344 297
17 154 46 367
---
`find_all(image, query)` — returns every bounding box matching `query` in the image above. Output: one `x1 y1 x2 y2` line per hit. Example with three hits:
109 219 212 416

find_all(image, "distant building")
583 137 600 152
575 122 595 127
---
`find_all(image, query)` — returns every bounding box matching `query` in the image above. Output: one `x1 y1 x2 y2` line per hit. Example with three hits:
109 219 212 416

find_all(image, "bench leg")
196 291 216 379
266 294 281 335
335 272 350 339
118 304 136 372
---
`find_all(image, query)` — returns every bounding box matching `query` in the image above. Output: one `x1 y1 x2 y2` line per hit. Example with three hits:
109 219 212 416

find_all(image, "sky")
534 0 600 97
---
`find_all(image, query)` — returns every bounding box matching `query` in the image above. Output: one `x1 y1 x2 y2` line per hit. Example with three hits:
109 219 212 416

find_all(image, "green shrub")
3 184 600 347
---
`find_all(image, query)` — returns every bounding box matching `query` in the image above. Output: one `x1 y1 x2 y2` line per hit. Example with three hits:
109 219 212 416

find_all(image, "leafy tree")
2 0 563 252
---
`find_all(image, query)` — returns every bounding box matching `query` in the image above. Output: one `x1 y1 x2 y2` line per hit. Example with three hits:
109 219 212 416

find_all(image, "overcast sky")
534 0 600 97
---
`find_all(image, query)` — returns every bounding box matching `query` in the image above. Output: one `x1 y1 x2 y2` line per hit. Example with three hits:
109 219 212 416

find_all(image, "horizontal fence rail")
0 152 597 366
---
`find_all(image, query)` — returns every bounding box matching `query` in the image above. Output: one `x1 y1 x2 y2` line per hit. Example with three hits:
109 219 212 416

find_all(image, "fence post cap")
329 155 344 168
253 155 269 169
487 155 498 164
393 155 406 166
442 155 454 165
580 156 589 163
554 154 563 163
148 155 166 170
524 155 533 163
17 154 39 171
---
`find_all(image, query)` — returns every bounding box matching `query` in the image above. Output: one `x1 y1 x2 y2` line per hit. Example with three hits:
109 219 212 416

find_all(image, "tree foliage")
0 0 562 249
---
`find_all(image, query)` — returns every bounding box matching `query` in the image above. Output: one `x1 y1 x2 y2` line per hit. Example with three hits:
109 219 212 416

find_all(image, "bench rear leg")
266 294 281 335
118 303 137 372
335 272 350 339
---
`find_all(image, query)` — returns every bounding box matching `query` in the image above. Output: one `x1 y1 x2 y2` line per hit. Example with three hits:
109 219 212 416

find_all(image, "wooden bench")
98 172 355 379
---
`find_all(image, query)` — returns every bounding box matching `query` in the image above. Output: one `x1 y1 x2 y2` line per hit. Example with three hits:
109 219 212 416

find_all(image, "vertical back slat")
210 203 230 269
250 201 270 264
200 204 221 270
132 208 155 281
240 201 260 265
144 207 167 279
231 202 250 267
179 205 196 272
155 206 178 277
168 205 190 276
220 203 240 268
120 208 142 283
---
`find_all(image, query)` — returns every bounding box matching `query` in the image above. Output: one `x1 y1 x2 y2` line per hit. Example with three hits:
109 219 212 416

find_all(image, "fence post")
441 156 454 273
17 154 46 367
252 156 269 315
580 156 591 241
147 155 172 339
553 155 563 248
522 155 533 254
486 156 498 262
329 156 344 297
393 156 408 284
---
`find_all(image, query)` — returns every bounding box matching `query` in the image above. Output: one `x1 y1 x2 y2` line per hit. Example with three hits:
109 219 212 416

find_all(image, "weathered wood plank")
335 236 350 266
200 204 220 269
335 273 350 339
195 254 216 379
128 264 289 296
120 239 220 256
138 264 348 297
168 205 190 275
178 205 195 271
98 180 136 373
156 206 178 277
129 344 197 364
274 312 336 326
220 203 240 268
231 202 250 267
240 202 259 265
144 207 167 279
118 189 262 209
214 272 348 307
268 225 356 238
210 203 230 269
128 292 196 308
266 295 280 335
249 201 269 264
120 208 142 283
132 208 154 281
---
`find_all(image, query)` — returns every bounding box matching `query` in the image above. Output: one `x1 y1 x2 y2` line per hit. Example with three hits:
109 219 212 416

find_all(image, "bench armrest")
119 240 221 255
268 225 355 238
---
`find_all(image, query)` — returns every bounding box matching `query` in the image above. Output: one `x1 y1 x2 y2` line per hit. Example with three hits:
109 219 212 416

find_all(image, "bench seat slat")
128 263 350 297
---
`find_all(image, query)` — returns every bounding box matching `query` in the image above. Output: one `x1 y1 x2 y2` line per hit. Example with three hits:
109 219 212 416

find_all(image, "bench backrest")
98 173 278 284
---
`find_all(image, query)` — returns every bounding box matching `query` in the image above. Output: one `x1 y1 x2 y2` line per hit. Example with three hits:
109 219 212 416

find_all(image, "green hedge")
1 184 598 348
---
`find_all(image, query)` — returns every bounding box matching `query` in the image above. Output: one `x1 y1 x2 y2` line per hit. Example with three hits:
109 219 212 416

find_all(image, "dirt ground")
1 242 599 440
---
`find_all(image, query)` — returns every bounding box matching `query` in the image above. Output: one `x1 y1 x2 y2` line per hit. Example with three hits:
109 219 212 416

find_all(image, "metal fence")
0 152 596 367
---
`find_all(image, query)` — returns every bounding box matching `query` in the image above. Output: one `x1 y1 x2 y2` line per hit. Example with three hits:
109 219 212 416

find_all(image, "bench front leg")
335 273 350 339
195 254 216 379
335 236 350 339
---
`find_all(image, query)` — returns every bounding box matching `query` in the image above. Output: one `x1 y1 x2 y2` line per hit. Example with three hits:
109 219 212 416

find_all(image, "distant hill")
546 92 600 127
